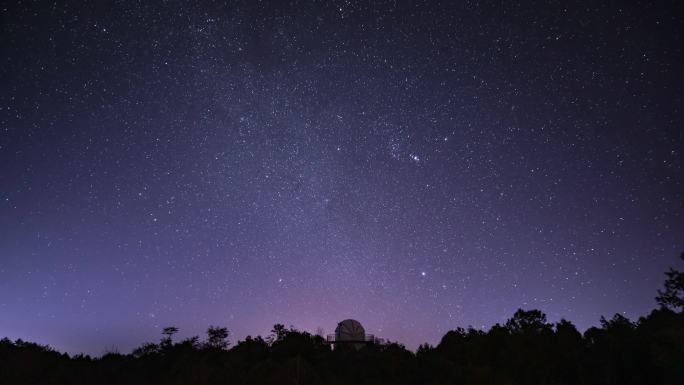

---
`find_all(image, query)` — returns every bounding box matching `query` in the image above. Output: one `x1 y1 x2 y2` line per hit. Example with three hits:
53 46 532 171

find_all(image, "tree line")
1 253 682 385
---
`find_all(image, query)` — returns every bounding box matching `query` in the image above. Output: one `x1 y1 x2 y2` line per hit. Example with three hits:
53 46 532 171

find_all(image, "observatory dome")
335 319 365 341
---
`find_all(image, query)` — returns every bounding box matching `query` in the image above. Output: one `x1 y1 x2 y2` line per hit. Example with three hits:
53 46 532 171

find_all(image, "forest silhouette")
1 253 682 385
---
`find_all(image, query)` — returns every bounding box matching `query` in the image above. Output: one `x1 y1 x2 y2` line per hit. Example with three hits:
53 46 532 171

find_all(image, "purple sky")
1 1 682 355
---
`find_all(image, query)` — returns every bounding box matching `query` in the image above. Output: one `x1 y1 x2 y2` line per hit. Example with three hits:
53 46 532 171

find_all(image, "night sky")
1 1 682 355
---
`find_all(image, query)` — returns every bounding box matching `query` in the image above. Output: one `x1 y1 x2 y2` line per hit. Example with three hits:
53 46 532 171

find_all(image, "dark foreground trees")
1 256 683 385
1 307 681 385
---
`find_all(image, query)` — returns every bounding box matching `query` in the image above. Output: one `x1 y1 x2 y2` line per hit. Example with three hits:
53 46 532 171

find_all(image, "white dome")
335 319 365 341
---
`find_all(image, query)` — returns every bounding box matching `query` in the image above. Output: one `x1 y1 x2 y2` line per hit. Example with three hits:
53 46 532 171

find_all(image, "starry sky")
1 1 682 355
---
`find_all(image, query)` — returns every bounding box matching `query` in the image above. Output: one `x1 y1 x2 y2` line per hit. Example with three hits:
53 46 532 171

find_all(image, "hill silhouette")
1 253 682 385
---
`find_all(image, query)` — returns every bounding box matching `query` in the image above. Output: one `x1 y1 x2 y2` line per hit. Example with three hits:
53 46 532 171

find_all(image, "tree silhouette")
270 323 287 343
161 326 178 347
505 308 552 333
206 326 230 349
656 252 684 311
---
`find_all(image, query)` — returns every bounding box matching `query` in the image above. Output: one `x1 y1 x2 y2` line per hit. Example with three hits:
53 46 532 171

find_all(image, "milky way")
1 1 682 355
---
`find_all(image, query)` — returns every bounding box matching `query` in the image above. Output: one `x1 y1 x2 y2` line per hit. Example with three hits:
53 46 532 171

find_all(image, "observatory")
326 319 375 350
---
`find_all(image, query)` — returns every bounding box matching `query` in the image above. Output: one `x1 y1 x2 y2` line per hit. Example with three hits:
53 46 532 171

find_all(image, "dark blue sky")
1 0 682 355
